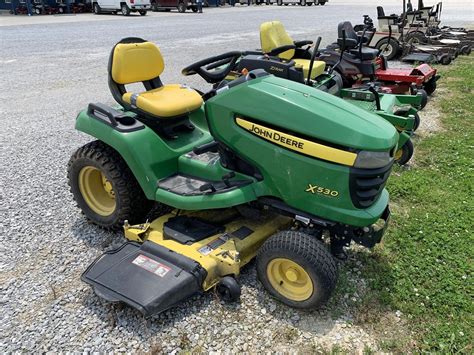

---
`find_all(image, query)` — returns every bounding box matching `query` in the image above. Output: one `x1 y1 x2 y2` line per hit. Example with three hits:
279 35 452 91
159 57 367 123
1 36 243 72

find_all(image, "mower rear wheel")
257 231 337 309
438 54 452 65
405 31 427 45
93 3 100 14
376 38 400 61
68 140 153 230
461 45 471 55
395 139 414 165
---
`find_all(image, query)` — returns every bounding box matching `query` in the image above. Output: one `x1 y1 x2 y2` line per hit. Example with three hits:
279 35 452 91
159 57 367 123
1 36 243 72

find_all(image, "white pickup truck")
93 0 151 16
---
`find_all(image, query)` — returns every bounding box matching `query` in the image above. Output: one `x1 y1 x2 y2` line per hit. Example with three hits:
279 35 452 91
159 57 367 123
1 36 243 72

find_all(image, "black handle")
267 44 297 57
87 103 133 127
199 183 216 193
368 85 381 111
307 37 322 85
193 141 219 155
294 40 313 48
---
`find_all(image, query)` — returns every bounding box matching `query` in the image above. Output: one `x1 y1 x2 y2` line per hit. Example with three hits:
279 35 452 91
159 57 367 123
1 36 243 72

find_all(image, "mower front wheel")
257 231 337 309
413 112 421 131
139 10 147 15
424 77 437 95
395 139 414 165
68 140 153 230
417 88 428 109
216 276 241 302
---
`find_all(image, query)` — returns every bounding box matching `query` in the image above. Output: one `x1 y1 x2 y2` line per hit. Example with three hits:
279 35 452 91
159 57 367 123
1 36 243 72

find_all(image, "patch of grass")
357 56 474 352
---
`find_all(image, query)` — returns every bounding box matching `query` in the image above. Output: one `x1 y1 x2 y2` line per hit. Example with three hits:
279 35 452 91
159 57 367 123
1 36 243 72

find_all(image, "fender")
74 108 212 199
376 111 415 132
398 131 411 148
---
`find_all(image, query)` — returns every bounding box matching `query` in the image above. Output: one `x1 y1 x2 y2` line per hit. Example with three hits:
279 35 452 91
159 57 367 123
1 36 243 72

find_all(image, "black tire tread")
257 230 338 309
395 139 414 165
67 140 152 230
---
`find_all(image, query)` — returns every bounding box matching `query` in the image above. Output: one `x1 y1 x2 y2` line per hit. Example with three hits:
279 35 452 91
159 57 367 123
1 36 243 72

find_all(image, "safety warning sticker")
198 233 230 255
132 254 171 277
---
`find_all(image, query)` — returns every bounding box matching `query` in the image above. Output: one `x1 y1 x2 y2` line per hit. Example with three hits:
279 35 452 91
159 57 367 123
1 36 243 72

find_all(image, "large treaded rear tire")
68 140 153 230
376 38 400 61
256 231 338 309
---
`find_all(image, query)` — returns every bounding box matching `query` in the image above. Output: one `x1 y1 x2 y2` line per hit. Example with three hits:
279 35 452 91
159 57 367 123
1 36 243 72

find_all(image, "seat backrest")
260 21 295 61
110 40 165 85
377 6 385 18
338 21 359 45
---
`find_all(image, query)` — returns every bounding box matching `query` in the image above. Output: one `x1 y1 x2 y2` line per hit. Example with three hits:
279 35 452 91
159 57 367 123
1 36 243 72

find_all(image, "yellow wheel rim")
394 148 403 161
267 258 313 301
78 166 116 216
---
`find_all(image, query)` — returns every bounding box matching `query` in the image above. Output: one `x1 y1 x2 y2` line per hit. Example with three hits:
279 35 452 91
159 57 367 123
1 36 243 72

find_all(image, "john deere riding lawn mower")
206 21 417 164
69 38 397 317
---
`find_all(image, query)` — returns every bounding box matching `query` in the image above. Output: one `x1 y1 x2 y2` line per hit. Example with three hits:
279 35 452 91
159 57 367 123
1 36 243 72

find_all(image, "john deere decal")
236 117 357 166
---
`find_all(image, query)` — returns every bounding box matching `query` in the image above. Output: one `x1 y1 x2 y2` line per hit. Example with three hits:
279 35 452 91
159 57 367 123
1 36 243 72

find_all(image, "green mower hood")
210 75 398 152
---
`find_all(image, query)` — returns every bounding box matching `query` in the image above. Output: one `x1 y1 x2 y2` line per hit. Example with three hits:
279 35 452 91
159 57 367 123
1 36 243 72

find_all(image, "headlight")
354 150 393 169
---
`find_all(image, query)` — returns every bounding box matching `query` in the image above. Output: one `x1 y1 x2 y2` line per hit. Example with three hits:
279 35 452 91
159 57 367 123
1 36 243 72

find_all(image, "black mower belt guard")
81 241 207 317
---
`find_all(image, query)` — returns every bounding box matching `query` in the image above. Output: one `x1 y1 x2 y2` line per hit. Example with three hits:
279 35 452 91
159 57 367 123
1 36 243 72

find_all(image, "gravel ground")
0 1 471 352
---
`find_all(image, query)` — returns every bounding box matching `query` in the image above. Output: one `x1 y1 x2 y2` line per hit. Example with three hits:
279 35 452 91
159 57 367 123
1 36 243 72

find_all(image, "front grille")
349 163 393 208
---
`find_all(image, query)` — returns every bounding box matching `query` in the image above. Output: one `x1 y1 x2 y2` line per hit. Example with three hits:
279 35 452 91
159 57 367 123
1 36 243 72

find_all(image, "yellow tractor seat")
122 85 203 118
293 59 325 80
109 39 203 119
260 21 326 80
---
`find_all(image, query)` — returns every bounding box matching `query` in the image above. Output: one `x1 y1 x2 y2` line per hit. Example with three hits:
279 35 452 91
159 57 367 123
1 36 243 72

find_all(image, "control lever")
193 141 219 155
306 37 322 85
222 171 236 187
367 84 381 111
330 29 347 74
199 183 216 193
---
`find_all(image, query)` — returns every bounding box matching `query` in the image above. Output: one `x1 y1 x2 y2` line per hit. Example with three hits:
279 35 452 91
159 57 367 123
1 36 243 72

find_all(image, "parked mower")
204 21 418 164
319 21 438 107
238 21 417 164
357 4 455 64
402 1 472 55
70 38 397 317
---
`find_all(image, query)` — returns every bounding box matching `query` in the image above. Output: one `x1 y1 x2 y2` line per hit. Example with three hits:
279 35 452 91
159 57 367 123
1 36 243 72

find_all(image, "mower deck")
82 209 291 317
375 63 437 86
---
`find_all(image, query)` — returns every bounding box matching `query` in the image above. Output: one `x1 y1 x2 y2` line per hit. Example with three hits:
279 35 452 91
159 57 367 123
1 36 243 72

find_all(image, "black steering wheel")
181 51 242 84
